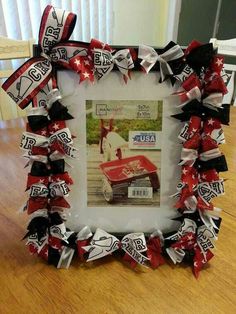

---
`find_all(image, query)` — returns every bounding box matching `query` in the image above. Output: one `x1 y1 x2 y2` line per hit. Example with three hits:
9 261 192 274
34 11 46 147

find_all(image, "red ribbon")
147 237 165 268
171 232 214 278
69 39 114 83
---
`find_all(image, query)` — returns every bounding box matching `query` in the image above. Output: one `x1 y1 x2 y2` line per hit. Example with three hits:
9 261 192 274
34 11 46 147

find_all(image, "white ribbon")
179 148 198 166
77 226 93 241
176 86 202 108
202 93 223 110
166 247 185 264
24 154 48 168
138 44 184 81
210 128 225 145
93 48 134 80
46 88 62 108
26 234 48 254
199 148 221 161
82 228 149 265
50 223 69 242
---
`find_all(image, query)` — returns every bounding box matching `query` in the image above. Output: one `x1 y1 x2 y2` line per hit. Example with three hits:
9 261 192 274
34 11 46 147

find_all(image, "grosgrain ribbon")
82 228 149 265
138 44 184 82
20 129 78 159
2 5 76 109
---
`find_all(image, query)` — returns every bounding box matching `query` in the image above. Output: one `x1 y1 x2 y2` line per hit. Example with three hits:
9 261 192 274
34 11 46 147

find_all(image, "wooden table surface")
0 111 236 314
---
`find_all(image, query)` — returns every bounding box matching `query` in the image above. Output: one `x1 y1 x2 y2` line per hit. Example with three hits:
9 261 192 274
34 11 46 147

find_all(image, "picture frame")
3 5 229 275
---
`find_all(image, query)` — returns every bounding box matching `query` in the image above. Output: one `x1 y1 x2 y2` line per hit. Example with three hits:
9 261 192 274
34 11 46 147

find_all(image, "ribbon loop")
82 228 149 266
139 44 184 81
94 48 134 80
2 5 76 109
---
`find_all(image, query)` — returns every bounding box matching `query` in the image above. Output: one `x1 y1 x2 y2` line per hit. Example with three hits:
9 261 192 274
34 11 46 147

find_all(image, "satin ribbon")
138 44 184 82
147 230 165 268
202 93 223 110
2 5 76 109
166 224 216 262
185 41 214 73
174 73 202 106
28 89 73 132
172 100 230 125
69 38 115 83
82 228 149 266
93 48 134 81
20 129 78 159
77 226 93 260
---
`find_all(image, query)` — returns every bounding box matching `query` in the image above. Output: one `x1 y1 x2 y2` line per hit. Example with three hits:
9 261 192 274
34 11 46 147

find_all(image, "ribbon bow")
166 225 216 278
93 49 134 82
185 40 215 74
82 228 149 266
138 44 184 82
2 5 76 109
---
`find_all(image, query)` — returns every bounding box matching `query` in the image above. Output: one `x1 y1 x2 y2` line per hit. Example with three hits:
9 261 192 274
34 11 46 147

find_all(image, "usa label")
129 131 162 150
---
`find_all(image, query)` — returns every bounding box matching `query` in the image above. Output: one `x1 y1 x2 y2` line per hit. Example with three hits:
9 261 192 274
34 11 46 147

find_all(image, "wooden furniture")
210 38 236 105
0 109 236 313
0 36 34 120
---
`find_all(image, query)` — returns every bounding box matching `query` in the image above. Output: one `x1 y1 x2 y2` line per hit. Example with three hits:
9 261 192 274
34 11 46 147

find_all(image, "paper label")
86 100 162 207
128 187 153 199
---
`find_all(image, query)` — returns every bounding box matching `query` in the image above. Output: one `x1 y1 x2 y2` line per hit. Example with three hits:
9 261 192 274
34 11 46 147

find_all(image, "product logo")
132 132 156 147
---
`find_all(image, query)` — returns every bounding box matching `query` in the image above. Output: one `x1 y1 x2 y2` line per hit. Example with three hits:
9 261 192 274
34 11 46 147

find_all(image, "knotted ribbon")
2 5 76 109
138 44 184 82
82 228 149 266
93 48 134 81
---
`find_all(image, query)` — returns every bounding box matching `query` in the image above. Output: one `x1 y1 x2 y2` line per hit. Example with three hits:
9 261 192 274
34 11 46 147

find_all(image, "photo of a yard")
86 100 163 207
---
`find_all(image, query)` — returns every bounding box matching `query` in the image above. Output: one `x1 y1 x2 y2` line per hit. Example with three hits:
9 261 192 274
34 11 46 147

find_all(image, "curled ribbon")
82 228 149 266
138 43 184 82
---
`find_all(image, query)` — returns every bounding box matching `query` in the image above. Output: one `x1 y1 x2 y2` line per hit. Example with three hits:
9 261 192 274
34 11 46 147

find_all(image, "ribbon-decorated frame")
2 5 230 278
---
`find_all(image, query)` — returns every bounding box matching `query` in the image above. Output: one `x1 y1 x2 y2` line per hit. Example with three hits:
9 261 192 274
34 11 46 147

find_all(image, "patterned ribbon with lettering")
93 48 134 81
2 5 77 109
82 228 149 265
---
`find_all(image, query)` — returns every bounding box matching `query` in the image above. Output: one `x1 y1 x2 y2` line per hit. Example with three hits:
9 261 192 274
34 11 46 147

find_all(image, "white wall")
112 0 170 47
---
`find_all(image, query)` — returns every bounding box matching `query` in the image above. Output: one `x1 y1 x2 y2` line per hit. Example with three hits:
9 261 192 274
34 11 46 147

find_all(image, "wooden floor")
87 145 161 207
0 113 236 314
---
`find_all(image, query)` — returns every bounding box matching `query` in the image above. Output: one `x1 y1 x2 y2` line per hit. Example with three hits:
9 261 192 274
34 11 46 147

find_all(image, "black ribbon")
23 216 49 241
49 212 64 225
30 161 50 176
28 115 49 132
28 101 73 132
50 159 65 174
48 100 73 122
48 247 61 266
172 100 230 125
186 43 215 74
195 155 228 172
